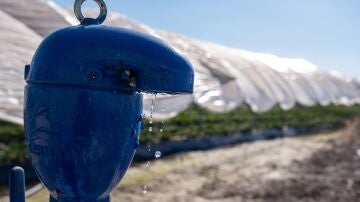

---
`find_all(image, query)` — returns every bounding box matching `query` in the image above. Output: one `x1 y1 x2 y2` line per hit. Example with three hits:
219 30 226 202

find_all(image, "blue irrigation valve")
22 0 194 201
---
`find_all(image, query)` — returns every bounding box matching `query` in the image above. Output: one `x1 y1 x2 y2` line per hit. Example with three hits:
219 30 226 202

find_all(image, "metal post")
9 166 26 202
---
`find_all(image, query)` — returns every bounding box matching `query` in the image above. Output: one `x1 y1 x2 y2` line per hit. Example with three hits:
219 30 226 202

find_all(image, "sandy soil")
23 117 360 202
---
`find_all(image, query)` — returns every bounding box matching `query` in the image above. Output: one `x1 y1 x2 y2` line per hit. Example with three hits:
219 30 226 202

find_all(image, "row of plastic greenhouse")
0 0 359 123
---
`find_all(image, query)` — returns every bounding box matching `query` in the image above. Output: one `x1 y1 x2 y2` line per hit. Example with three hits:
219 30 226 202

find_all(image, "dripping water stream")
143 94 156 194
142 93 165 194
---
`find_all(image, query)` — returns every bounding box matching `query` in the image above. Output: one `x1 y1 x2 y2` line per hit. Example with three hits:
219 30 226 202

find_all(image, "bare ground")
24 117 360 202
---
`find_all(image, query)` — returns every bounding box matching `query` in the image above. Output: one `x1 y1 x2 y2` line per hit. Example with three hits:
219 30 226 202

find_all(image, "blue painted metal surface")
9 167 26 202
25 25 194 94
22 0 194 201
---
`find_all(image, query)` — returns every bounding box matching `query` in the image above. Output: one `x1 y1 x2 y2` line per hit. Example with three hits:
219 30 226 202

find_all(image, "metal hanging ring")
74 0 107 24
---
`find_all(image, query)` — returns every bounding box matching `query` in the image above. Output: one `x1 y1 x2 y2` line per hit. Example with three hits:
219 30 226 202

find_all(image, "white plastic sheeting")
0 9 42 124
0 0 359 124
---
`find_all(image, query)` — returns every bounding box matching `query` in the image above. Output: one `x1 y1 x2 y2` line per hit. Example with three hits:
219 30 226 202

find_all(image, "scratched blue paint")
23 11 194 202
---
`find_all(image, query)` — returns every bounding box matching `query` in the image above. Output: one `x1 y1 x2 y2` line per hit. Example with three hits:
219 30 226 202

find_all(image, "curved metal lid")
26 24 194 94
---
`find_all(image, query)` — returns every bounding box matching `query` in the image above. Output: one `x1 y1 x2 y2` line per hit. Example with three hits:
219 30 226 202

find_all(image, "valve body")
24 2 193 201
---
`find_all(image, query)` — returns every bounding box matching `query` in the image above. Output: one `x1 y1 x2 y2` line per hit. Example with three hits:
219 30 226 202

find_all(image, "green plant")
140 104 360 143
0 143 28 163
0 104 359 163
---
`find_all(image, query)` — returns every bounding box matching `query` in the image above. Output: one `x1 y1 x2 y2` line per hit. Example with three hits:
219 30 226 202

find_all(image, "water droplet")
155 151 161 158
142 185 148 194
150 94 156 112
145 161 151 168
148 94 156 133
160 120 165 133
356 149 360 157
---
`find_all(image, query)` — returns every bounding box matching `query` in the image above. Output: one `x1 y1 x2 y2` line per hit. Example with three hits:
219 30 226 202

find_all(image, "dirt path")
26 118 360 202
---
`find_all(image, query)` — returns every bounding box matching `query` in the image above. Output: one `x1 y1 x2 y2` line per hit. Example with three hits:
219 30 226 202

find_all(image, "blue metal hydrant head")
24 1 194 201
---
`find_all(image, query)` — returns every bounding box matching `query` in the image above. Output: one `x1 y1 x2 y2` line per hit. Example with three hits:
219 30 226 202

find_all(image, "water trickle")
149 94 157 124
148 94 156 137
142 93 157 195
160 120 165 134
155 151 161 158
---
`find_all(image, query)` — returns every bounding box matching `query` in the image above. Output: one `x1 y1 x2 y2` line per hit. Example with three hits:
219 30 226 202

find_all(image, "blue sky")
54 0 360 78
